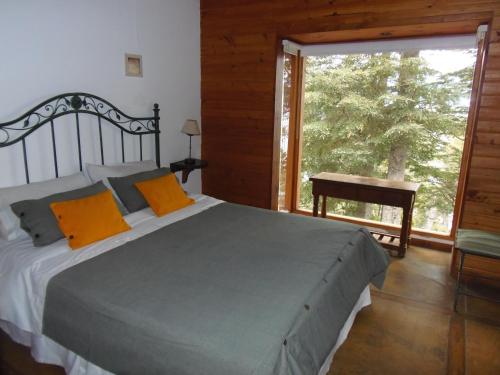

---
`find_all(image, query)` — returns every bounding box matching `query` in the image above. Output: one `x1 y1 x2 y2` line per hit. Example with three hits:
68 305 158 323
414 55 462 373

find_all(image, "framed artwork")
125 53 143 77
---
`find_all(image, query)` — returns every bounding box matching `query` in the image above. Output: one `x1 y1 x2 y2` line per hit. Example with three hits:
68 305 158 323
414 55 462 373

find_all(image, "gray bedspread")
43 203 389 375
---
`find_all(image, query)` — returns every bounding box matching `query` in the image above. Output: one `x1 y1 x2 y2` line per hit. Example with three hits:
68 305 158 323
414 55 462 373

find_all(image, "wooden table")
309 172 419 257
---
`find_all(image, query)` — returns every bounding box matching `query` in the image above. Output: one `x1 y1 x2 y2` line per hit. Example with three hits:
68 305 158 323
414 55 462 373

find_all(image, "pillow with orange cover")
50 190 131 250
134 173 194 217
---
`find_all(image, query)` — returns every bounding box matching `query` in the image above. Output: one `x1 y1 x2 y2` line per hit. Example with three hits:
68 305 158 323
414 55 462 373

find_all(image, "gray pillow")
10 182 126 247
0 172 89 241
108 168 171 213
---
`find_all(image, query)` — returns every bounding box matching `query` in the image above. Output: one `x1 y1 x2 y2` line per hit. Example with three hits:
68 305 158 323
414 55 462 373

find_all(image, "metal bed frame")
0 92 160 183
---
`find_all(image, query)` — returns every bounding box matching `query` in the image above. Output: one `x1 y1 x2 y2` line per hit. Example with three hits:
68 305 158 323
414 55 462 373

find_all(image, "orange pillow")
134 173 195 216
50 190 131 250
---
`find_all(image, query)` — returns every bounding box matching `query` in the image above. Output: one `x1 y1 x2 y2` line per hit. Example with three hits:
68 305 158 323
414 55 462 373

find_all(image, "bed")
0 93 389 375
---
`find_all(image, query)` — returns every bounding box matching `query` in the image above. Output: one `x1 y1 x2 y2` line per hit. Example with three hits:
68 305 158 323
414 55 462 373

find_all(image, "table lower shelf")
370 230 403 256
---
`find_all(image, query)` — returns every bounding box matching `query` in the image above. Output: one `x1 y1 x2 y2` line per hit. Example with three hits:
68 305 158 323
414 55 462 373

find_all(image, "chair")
453 229 500 312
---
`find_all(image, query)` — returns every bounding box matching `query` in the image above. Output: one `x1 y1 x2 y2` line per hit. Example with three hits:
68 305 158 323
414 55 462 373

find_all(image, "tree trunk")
354 202 372 219
354 53 391 220
354 165 375 219
381 142 408 223
382 50 419 224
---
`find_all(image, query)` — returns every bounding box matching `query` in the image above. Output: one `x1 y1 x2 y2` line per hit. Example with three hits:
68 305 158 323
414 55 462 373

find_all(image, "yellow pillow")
134 173 195 216
50 190 131 250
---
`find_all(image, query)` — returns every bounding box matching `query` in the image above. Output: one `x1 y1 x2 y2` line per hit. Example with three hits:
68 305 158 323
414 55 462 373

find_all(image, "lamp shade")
181 119 200 136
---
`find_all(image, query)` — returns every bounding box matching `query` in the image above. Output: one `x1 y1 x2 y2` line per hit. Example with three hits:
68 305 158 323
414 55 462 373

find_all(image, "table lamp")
181 119 200 164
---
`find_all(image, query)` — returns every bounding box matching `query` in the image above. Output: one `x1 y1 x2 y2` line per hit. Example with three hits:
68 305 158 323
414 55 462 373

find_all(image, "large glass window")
296 47 476 234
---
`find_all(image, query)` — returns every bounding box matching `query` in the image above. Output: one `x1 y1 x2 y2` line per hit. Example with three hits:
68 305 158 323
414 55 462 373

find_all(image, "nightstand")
170 159 208 183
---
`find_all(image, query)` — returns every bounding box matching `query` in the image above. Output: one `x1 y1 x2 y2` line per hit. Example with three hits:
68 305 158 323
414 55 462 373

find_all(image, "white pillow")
0 208 28 241
85 160 157 183
85 161 158 214
0 173 90 241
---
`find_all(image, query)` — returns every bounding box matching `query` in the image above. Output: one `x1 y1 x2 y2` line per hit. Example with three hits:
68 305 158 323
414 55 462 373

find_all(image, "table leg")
399 204 411 257
321 195 327 218
407 199 415 241
313 194 319 217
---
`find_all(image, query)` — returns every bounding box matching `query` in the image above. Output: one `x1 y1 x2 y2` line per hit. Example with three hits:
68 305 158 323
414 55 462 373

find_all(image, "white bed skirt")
1 286 371 375
318 285 371 375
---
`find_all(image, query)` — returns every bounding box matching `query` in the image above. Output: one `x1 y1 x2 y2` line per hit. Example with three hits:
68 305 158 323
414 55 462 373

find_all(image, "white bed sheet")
0 194 371 375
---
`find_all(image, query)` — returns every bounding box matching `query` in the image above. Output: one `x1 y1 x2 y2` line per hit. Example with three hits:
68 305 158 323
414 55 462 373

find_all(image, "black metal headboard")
0 92 160 184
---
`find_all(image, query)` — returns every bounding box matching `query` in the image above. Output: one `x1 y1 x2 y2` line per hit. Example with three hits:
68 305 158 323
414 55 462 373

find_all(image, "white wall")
0 0 202 192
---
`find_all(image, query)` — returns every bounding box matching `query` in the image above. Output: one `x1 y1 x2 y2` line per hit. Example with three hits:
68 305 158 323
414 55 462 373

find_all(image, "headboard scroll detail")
0 92 160 183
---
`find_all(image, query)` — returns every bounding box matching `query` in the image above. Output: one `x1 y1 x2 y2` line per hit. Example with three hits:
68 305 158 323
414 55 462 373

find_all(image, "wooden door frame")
271 48 305 212
288 54 305 213
271 45 285 211
451 23 491 237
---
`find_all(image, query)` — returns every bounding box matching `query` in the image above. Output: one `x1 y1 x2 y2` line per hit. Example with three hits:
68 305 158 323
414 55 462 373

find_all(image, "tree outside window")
298 49 476 233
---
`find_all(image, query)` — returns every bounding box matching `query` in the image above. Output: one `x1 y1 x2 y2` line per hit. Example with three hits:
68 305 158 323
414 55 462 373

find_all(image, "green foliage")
299 51 474 232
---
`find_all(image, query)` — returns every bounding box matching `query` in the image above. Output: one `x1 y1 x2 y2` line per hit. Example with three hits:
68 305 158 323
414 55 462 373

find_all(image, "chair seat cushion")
455 229 500 259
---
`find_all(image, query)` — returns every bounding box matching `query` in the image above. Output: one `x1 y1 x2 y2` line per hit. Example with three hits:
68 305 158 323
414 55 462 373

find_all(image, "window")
278 34 481 235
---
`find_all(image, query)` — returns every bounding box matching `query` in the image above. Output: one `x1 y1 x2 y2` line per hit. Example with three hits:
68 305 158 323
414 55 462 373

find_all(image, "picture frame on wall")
125 53 143 77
